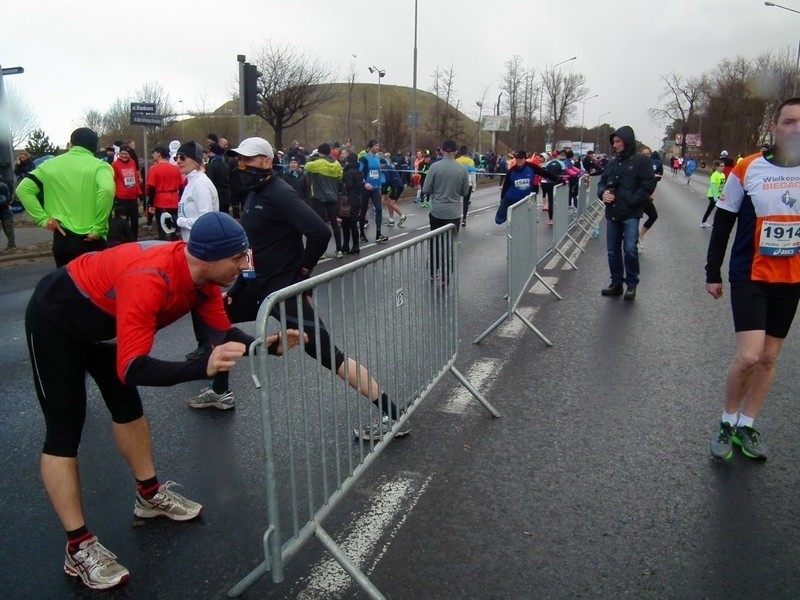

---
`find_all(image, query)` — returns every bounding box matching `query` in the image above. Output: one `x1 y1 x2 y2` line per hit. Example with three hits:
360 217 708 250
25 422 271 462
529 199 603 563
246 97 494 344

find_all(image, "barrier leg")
513 308 554 347
473 312 508 345
566 231 586 252
315 526 386 600
449 366 502 417
555 245 578 270
534 272 563 300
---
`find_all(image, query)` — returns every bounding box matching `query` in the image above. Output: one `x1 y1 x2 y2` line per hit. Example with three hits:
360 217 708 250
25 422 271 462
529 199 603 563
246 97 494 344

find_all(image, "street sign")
482 115 511 132
1 67 24 76
130 102 156 114
130 113 164 126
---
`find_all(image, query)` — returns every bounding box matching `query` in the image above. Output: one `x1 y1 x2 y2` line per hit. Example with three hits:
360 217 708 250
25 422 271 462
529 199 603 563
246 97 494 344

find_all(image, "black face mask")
240 165 272 189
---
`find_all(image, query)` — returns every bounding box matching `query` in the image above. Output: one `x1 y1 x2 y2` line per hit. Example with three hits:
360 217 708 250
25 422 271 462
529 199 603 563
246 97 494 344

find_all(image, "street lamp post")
765 1 800 96
546 56 577 149
368 66 386 142
411 0 418 157
178 100 185 139
476 101 483 155
596 111 611 151
578 94 599 155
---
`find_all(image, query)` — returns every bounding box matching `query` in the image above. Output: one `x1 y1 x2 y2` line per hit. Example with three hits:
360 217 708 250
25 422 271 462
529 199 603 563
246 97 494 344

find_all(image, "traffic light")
243 62 262 116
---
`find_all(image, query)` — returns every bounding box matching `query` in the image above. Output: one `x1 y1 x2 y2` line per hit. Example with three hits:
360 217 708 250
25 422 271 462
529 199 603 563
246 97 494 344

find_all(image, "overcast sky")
1 0 796 152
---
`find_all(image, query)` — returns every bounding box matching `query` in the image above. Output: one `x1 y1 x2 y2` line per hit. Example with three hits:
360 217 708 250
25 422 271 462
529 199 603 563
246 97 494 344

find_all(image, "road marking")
296 472 432 598
438 358 502 414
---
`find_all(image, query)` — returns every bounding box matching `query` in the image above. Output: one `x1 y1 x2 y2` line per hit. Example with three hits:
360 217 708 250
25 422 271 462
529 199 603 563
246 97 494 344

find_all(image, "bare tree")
251 40 336 150
99 81 178 146
80 109 105 136
381 101 410 154
5 84 39 149
543 68 588 146
649 72 707 158
346 61 358 141
500 55 524 145
429 63 464 139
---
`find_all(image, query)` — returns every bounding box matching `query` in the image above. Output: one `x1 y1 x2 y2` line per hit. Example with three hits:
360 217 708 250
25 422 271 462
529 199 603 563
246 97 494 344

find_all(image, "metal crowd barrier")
473 193 559 346
228 225 500 599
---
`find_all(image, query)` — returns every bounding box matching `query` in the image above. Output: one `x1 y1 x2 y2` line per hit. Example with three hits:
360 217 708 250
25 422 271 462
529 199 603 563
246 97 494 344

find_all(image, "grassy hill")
210 82 492 154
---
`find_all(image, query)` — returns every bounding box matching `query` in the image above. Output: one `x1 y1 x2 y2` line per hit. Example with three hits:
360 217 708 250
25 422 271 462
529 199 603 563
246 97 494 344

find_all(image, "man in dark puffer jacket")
597 125 656 301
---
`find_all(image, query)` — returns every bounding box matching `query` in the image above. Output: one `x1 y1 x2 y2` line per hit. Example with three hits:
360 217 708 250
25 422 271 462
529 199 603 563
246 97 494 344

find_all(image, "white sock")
721 411 738 426
737 414 755 429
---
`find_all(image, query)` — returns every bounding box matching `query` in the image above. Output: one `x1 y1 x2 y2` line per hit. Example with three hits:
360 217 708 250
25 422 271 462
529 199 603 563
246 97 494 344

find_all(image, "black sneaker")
376 234 389 243
601 284 623 296
359 234 369 244
709 421 734 460
623 285 637 301
733 425 768 460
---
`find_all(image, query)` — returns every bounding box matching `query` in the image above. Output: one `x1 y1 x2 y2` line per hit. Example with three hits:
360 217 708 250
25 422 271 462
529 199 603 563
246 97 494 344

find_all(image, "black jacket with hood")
597 126 656 220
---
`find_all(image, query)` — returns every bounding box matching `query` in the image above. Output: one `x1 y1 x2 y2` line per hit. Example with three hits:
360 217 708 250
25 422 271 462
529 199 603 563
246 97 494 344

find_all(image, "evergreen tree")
25 128 59 157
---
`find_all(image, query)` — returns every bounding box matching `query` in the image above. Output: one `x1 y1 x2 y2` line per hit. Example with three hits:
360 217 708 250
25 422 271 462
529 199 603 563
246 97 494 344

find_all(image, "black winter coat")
597 126 656 221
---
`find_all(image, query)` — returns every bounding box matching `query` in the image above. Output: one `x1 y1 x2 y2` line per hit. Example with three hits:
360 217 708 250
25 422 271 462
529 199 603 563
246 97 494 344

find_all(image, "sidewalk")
0 212 53 263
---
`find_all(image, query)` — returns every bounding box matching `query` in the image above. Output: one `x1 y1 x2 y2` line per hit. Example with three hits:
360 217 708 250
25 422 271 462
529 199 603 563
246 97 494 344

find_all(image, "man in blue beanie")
24 211 302 591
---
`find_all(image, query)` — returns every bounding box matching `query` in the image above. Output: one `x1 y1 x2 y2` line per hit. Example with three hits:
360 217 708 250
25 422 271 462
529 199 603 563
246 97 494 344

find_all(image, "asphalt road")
1 178 799 599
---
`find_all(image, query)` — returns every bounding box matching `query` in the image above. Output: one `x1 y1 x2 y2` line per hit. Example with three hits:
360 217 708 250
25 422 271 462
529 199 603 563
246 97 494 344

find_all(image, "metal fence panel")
228 225 499 598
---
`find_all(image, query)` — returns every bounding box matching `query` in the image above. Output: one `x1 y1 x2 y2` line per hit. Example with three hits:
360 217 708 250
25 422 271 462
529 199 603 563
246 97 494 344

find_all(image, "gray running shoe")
134 481 203 521
733 425 768 460
709 421 734 460
398 215 408 227
187 387 235 410
64 536 130 590
353 414 411 442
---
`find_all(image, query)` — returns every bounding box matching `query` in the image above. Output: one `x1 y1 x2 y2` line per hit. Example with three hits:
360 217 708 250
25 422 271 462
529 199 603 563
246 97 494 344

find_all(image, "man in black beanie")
16 127 115 267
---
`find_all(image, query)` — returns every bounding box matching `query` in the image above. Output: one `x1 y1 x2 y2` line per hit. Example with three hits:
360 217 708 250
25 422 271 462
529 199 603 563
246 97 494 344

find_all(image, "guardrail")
228 224 499 599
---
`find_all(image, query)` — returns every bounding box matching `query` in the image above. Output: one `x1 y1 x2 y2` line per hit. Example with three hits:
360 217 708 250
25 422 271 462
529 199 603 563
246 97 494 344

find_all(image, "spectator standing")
305 143 345 257
16 128 114 267
597 125 656 301
282 158 311 203
0 180 17 252
111 146 143 240
206 143 231 215
14 150 35 183
145 146 182 241
422 139 470 284
340 153 363 254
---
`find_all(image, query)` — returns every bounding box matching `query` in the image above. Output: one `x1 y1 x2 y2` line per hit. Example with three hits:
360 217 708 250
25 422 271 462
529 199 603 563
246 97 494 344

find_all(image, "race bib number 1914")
759 219 800 257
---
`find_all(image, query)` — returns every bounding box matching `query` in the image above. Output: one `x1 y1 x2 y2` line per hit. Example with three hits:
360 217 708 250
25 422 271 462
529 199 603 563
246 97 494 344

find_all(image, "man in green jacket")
16 128 115 267
304 143 344 257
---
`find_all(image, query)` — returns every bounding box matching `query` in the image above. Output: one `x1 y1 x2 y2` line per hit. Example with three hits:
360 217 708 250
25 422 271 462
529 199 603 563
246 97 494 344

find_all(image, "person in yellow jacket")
16 128 115 267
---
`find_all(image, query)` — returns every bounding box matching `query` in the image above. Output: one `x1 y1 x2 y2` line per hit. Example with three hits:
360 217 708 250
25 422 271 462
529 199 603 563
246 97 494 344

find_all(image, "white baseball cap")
227 137 274 158
720 150 728 157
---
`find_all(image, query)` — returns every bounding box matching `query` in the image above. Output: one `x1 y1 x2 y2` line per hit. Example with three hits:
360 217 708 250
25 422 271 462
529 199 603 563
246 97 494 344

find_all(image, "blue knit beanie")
187 212 249 261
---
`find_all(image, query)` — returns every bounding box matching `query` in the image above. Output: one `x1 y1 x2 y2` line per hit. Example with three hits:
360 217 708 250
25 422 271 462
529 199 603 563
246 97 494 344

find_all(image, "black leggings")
341 216 359 250
312 199 342 251
642 197 658 230
213 283 346 392
542 184 556 220
114 199 139 240
702 198 716 223
52 229 107 268
25 272 142 457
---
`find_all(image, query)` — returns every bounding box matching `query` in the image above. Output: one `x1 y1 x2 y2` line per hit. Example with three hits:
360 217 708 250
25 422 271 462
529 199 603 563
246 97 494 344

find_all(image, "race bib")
759 219 800 257
369 169 379 180
514 178 531 189
124 176 136 188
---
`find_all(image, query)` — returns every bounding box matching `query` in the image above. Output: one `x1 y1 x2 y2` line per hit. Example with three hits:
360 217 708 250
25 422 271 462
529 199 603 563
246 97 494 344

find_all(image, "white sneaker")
134 481 203 521
701 222 712 228
187 387 235 410
386 219 396 227
64 536 130 590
